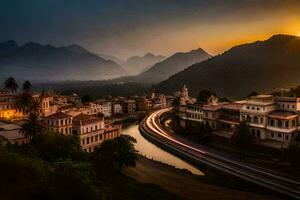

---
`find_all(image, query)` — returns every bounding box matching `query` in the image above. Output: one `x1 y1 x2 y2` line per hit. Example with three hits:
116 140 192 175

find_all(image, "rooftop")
73 114 103 126
45 111 72 119
268 111 298 120
0 129 25 140
221 103 243 111
275 97 300 103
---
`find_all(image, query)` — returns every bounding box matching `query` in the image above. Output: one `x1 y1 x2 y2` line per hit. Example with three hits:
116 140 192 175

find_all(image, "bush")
32 132 85 162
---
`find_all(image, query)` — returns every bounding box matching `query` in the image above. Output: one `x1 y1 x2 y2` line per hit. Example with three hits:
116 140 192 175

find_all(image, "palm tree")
19 113 44 141
4 77 18 94
30 99 41 115
16 92 34 115
22 80 32 93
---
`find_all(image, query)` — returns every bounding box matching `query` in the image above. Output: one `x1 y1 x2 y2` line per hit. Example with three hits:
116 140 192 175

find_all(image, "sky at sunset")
1 0 300 59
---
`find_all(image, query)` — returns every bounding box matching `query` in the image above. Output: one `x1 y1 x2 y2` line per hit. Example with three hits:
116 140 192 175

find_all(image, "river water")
122 124 203 175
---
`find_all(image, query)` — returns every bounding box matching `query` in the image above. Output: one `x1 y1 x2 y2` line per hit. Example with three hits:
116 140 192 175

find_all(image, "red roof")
73 114 103 126
45 112 72 119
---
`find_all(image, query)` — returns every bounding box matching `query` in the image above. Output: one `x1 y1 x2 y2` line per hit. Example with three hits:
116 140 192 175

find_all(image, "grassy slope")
124 156 281 200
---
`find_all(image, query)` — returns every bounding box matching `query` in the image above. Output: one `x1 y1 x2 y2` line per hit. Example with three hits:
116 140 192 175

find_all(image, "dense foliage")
0 133 179 200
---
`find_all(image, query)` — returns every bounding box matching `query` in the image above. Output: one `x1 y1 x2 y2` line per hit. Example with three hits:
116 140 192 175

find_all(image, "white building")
72 114 105 152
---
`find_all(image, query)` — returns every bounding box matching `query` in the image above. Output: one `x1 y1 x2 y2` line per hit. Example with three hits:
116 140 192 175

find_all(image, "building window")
82 139 85 145
278 121 282 128
278 133 282 138
260 118 263 124
91 136 94 143
86 137 90 144
285 121 289 128
270 119 274 126
256 130 261 138
271 132 274 138
60 119 63 125
257 108 260 111
95 125 98 130
285 135 289 141
247 106 250 109
251 129 255 136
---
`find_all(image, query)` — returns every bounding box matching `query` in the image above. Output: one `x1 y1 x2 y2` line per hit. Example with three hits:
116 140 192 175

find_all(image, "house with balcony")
266 111 297 145
72 114 105 152
240 95 276 140
43 112 73 135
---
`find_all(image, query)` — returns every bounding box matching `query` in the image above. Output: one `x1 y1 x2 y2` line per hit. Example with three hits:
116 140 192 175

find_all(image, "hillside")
156 34 300 98
122 53 166 75
136 48 211 83
0 41 125 81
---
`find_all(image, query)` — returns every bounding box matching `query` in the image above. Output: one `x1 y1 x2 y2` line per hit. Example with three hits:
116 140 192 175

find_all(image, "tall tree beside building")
4 77 18 94
92 135 138 173
22 80 32 93
231 121 252 151
16 92 34 115
197 89 216 103
19 113 44 141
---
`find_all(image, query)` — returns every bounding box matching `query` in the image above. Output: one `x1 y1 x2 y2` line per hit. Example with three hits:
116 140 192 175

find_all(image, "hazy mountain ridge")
122 53 166 75
135 48 211 83
0 41 125 81
155 34 300 97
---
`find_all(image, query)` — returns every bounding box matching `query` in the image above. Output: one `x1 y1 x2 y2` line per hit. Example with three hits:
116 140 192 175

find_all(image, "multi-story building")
68 93 81 105
0 90 24 119
72 114 105 152
122 99 136 114
104 121 122 141
177 85 300 148
94 99 112 117
136 97 151 111
39 90 58 117
43 112 73 135
112 102 123 115
217 103 243 135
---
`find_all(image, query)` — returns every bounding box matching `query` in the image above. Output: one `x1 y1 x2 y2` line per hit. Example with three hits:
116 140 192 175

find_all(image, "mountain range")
0 41 125 81
135 48 211 83
155 34 300 98
122 53 166 75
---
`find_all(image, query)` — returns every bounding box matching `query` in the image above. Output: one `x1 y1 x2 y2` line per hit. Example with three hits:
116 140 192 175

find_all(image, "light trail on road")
141 108 300 199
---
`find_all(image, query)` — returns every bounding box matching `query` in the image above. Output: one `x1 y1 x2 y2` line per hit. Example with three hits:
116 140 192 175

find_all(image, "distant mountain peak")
269 34 298 40
156 34 300 98
135 48 211 83
66 44 91 54
3 40 18 46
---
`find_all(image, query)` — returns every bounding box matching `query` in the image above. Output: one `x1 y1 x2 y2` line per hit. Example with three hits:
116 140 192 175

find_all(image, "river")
123 124 203 175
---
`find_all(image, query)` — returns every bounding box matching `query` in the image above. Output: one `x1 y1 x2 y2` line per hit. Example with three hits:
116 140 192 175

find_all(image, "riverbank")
124 156 281 200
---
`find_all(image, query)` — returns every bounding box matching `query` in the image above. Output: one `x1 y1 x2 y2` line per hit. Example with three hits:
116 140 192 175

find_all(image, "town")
177 84 300 149
0 77 172 152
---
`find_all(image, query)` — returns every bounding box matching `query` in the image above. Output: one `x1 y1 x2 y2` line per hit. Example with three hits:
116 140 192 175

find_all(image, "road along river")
123 124 203 175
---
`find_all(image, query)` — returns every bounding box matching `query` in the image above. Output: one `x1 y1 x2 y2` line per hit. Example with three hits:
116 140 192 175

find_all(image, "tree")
16 92 34 115
32 133 84 162
81 95 92 104
22 80 32 93
93 135 138 172
4 77 18 94
19 113 44 141
231 121 252 151
197 89 216 103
